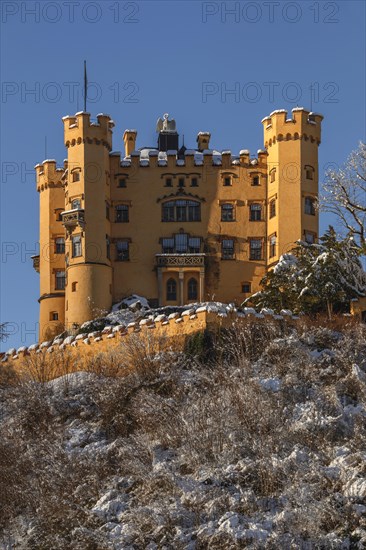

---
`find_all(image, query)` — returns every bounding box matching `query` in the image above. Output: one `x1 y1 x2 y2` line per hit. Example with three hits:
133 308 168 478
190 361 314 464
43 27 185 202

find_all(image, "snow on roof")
167 150 177 156
176 159 185 166
184 149 196 156
197 131 211 136
42 159 57 163
75 111 90 116
124 129 137 133
203 149 213 155
257 149 267 154
222 150 231 155
96 113 111 118
250 159 258 165
309 112 323 117
240 149 250 155
261 116 271 123
149 150 159 157
292 107 308 112
120 160 131 167
158 151 167 160
109 151 121 156
269 109 287 116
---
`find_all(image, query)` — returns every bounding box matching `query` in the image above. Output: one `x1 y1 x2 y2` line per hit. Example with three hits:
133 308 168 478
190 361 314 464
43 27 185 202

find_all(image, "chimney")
196 132 211 151
123 130 137 157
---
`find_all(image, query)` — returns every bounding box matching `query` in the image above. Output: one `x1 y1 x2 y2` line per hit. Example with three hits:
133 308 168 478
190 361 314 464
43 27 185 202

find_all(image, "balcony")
61 208 85 230
156 253 206 267
31 255 40 273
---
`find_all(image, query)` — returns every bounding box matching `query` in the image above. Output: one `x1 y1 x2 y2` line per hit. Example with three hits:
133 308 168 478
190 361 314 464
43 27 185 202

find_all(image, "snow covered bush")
0 318 365 548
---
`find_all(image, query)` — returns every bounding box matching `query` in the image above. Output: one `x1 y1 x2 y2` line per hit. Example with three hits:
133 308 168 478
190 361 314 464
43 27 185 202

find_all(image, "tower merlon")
262 107 323 145
63 111 114 149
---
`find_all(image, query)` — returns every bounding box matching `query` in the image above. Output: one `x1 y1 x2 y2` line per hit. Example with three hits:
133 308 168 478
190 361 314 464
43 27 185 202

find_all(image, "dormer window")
165 178 172 187
252 175 260 186
178 177 185 188
305 196 316 216
118 178 126 188
191 177 198 187
223 176 232 186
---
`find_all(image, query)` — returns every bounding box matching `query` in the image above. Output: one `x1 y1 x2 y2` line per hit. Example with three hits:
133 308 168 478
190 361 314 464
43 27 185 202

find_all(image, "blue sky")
1 0 365 350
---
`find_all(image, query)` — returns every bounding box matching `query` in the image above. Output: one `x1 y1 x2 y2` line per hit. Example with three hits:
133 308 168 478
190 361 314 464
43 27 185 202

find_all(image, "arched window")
188 278 198 300
166 278 177 301
162 200 201 222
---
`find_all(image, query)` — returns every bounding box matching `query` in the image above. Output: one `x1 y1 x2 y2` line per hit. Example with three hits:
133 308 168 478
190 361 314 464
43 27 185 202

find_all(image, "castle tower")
62 112 115 329
262 108 323 263
35 160 66 340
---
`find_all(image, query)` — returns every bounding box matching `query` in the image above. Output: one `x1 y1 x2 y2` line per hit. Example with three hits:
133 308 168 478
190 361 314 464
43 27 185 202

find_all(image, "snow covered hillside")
0 317 365 549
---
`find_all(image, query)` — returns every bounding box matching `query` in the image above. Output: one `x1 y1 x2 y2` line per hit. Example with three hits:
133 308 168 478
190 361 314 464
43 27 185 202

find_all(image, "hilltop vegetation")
0 316 366 549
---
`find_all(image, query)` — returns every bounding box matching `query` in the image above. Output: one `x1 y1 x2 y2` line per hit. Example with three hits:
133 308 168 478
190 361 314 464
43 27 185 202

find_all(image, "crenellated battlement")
262 107 323 147
109 148 267 170
63 112 115 150
1 306 299 378
35 160 65 192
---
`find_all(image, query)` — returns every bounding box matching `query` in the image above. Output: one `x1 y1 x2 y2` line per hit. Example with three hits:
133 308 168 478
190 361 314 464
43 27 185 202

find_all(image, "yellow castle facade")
33 107 323 340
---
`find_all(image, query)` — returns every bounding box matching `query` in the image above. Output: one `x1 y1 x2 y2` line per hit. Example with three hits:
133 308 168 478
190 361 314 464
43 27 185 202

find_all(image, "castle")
33 107 323 340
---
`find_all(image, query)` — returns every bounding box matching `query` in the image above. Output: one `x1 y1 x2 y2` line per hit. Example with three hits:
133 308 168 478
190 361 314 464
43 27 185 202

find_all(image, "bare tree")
0 323 9 342
320 142 366 253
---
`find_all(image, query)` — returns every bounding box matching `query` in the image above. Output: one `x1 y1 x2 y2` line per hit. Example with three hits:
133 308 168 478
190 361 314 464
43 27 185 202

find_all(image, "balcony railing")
31 255 40 273
156 253 206 267
61 208 85 229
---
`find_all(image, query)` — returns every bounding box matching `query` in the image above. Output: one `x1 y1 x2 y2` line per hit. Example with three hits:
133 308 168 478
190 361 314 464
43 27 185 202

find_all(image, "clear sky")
1 0 365 350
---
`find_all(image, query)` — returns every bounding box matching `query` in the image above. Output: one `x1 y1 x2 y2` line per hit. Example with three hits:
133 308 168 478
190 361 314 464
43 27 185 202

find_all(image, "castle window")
222 239 234 260
269 199 276 219
72 235 82 257
55 270 65 290
116 204 129 223
175 233 188 253
270 168 276 183
165 178 172 187
223 176 232 186
72 171 80 183
241 282 251 294
269 235 276 258
161 234 201 254
50 312 58 321
162 237 175 254
252 175 260 186
71 282 77 292
221 203 234 221
305 196 316 215
188 278 198 300
191 177 198 187
106 201 110 220
166 278 177 301
55 237 65 254
118 178 126 188
178 177 185 188
249 239 263 260
106 235 110 260
305 166 314 180
250 203 262 221
71 199 81 210
116 240 129 261
188 237 201 253
162 200 201 222
304 231 316 244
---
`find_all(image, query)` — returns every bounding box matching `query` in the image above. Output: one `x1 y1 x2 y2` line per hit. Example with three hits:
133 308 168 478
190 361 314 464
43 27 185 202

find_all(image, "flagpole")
84 60 87 112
